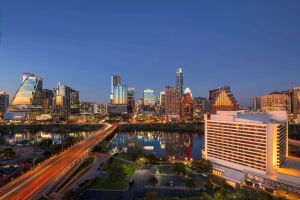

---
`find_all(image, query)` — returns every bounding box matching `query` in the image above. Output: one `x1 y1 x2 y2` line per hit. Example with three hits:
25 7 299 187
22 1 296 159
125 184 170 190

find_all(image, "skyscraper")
53 82 79 119
176 68 183 98
165 86 177 116
180 88 193 121
209 86 239 114
113 85 128 105
143 89 156 106
5 72 43 121
42 89 54 114
110 75 121 102
127 87 135 114
176 68 183 115
159 91 166 114
0 92 9 114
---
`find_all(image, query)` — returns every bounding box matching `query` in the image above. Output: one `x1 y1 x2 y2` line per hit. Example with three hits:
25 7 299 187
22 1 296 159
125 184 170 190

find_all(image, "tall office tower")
143 89 156 112
54 82 70 119
143 89 156 106
42 89 54 114
260 92 291 113
165 86 178 116
53 82 79 119
0 92 9 114
70 89 80 114
252 96 261 111
113 85 128 105
159 91 166 114
5 72 43 121
209 86 239 114
204 111 288 186
176 68 183 115
193 97 209 118
176 68 183 98
110 75 121 102
127 87 135 114
282 86 300 118
180 88 193 121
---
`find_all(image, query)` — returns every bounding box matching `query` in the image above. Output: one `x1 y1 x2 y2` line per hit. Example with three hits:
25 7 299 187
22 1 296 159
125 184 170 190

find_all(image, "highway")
0 123 117 200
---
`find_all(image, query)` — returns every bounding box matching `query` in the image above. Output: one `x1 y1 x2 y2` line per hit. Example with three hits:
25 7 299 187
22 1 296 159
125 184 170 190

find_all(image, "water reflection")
0 131 93 145
110 131 204 160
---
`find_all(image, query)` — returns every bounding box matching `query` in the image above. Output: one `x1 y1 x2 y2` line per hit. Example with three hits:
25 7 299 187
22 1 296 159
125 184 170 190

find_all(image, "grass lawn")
89 177 128 190
103 158 140 176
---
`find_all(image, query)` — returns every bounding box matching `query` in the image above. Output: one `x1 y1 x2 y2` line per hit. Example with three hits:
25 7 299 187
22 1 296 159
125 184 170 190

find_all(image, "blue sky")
0 0 300 105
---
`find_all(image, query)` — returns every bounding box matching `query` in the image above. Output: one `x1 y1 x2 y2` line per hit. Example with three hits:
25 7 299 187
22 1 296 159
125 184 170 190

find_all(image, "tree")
185 178 196 188
191 159 212 173
148 176 158 186
236 187 275 200
173 162 187 175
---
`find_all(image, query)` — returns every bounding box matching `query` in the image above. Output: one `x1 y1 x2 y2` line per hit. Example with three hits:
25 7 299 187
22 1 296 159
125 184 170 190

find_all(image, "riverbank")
117 123 204 133
0 124 104 133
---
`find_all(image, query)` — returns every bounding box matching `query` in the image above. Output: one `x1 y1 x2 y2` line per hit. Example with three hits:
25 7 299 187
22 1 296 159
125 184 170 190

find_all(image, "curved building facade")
4 73 43 121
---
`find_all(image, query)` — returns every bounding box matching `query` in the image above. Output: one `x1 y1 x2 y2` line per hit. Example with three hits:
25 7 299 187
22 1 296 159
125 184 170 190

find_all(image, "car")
201 173 208 177
129 178 134 185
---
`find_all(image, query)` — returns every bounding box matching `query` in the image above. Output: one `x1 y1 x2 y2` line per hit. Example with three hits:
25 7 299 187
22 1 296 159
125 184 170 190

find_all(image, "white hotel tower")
203 111 288 186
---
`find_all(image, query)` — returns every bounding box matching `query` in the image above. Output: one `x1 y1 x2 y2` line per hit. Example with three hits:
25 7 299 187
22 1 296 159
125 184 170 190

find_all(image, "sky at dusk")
0 0 300 106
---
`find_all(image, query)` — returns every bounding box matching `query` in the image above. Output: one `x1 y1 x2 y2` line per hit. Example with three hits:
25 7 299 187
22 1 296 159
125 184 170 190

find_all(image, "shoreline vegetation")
0 124 104 133
0 123 299 139
118 123 204 133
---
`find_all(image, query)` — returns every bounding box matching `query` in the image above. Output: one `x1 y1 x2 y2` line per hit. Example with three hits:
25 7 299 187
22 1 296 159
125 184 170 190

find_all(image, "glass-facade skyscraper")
5 72 43 121
143 89 156 106
176 68 183 98
113 85 128 105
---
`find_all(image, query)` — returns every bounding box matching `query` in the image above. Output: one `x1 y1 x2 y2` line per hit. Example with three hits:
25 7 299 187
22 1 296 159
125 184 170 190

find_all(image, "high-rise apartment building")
158 91 166 114
260 92 291 113
204 111 288 177
53 82 79 119
42 89 54 114
70 89 80 114
165 86 177 116
5 72 43 121
0 92 9 114
180 88 193 121
127 87 135 114
209 86 239 114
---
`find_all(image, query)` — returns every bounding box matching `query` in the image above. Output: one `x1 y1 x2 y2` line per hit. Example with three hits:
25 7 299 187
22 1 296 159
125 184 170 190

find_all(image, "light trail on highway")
0 123 117 200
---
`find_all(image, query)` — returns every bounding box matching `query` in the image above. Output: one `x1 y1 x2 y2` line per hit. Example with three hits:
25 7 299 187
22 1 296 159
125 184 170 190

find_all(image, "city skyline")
1 1 300 105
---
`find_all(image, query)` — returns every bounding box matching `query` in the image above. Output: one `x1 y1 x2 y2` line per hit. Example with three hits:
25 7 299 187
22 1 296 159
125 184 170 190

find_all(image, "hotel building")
204 111 300 199
204 111 288 184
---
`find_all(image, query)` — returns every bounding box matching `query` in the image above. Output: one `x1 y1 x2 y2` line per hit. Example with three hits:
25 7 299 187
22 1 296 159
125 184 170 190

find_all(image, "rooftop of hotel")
209 110 287 124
